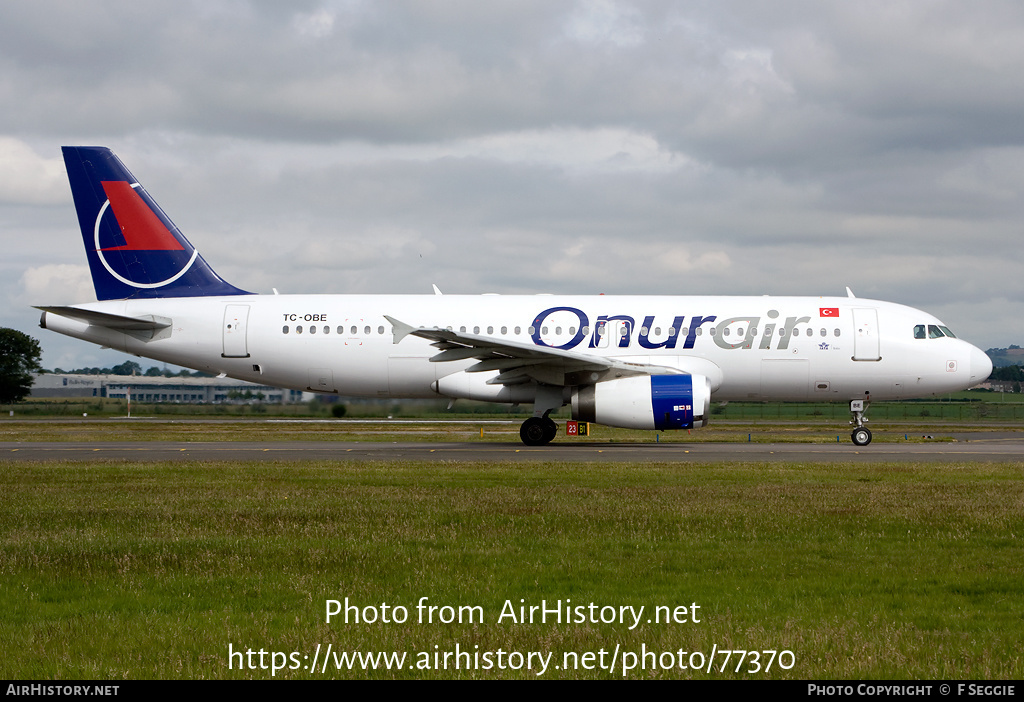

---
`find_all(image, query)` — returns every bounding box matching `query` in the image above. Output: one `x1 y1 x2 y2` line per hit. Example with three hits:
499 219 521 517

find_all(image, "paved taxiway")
4 435 1024 462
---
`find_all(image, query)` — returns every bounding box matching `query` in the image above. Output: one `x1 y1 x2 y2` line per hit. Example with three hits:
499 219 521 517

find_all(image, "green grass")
1 459 1022 679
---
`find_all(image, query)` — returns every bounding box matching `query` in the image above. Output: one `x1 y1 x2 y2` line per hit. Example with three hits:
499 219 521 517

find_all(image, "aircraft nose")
970 345 993 383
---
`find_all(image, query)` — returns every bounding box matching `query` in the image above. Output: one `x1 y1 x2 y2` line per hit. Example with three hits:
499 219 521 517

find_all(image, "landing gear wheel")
851 427 872 446
521 417 554 446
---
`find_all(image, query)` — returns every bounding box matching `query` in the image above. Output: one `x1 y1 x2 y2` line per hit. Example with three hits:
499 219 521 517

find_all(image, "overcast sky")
2 0 1023 369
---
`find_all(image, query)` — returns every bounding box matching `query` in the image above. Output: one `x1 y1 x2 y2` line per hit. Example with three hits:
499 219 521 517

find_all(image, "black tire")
851 427 872 446
543 417 558 443
520 417 552 446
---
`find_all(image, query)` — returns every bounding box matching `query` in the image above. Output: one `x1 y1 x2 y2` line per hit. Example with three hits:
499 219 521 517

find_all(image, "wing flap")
431 346 503 363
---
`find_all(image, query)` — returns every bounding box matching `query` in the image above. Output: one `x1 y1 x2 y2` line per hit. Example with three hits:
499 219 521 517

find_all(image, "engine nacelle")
571 374 711 431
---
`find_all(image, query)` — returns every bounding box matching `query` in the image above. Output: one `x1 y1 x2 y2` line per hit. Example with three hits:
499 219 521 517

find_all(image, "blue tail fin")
62 146 250 300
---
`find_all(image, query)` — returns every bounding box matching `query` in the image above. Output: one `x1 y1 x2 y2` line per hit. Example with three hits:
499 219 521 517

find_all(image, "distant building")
31 374 303 404
976 380 1018 393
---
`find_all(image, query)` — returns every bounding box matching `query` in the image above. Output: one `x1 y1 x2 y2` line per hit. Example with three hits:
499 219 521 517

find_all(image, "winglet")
384 315 417 344
432 284 443 295
846 286 856 298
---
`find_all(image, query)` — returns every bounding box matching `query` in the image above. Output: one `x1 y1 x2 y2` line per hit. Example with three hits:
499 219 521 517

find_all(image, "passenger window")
474 326 480 334
282 325 289 334
337 326 344 335
297 326 303 334
364 326 370 335
515 326 521 335
501 326 507 335
351 325 357 335
310 326 316 334
820 328 826 337
378 326 384 335
487 326 494 334
460 326 467 333
324 326 330 334
834 328 840 337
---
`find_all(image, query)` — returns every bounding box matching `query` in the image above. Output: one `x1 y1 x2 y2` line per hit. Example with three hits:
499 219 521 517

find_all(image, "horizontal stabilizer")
37 306 172 341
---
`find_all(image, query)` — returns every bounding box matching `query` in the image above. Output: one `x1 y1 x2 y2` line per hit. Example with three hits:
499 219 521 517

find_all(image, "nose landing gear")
850 396 872 446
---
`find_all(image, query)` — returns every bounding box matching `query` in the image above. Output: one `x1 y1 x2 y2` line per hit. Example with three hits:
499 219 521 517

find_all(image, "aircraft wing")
385 315 687 387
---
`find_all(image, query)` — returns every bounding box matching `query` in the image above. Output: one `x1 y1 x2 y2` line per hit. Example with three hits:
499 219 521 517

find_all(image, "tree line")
47 360 212 378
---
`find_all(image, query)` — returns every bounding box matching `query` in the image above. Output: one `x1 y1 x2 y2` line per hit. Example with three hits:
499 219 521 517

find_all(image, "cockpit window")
916 323 957 339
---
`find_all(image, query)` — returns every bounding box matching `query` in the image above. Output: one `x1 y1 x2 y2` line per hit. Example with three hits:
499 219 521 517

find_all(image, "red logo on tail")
99 181 184 251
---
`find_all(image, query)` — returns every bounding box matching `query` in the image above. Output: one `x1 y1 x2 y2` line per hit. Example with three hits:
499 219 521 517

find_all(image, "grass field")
2 456 1022 679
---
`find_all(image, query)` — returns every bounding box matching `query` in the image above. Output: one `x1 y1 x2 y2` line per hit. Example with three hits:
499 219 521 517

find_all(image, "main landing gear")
850 396 871 446
520 416 558 446
520 384 564 446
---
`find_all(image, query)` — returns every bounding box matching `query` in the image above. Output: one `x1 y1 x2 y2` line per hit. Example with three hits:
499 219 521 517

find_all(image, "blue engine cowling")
571 374 711 431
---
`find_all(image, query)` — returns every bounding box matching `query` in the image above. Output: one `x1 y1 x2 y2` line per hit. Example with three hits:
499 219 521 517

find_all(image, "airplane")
38 146 993 446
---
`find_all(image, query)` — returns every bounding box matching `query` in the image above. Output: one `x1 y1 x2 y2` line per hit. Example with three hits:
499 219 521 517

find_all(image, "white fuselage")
41 293 991 405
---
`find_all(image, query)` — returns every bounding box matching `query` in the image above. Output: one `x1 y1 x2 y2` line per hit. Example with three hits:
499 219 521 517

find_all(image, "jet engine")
571 374 711 431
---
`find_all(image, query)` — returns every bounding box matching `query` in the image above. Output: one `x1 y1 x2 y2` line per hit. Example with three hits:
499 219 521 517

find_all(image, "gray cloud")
1 0 1022 368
